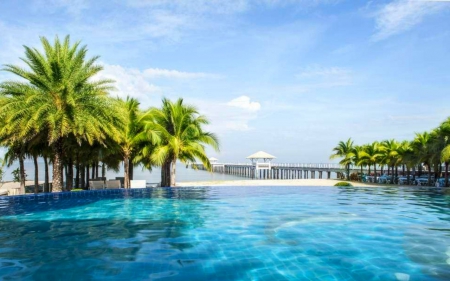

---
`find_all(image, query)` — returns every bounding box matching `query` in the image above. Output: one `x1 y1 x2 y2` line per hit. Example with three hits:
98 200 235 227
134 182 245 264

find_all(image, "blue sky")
0 0 449 163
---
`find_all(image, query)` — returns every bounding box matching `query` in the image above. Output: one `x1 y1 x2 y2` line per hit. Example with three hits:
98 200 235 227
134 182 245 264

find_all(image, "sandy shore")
177 179 390 187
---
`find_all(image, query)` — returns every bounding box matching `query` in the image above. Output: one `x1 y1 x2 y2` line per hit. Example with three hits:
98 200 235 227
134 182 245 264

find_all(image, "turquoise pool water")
0 186 449 280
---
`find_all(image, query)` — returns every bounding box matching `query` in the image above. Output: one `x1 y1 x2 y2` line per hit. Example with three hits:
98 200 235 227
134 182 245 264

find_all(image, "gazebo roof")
246 151 276 159
209 157 218 161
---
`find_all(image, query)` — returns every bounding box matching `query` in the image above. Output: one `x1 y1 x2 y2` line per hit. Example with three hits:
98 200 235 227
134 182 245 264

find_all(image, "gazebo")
246 151 276 177
208 157 224 172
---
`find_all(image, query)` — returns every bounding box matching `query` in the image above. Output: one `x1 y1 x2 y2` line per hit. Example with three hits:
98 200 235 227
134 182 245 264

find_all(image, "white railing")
193 163 347 169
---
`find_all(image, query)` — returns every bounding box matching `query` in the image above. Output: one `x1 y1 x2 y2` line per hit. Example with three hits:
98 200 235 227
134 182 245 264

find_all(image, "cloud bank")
373 0 449 41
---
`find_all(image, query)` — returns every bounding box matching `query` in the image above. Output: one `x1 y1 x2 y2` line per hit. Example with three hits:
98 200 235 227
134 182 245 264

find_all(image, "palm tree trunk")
395 166 398 184
426 163 431 186
407 167 411 185
33 154 39 193
170 158 177 187
124 154 130 189
129 161 134 181
374 164 377 183
19 152 26 194
346 164 350 181
86 164 90 189
80 164 85 189
52 138 64 192
91 164 95 180
75 155 80 188
95 162 99 179
101 162 106 179
360 165 363 182
67 157 73 190
445 162 449 187
161 159 171 187
44 156 49 193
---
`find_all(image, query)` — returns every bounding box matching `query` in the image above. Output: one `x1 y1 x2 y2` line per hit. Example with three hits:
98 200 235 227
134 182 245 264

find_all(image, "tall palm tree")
353 145 365 180
116 97 151 188
0 35 123 191
380 139 401 182
412 132 433 185
359 142 383 182
330 138 355 181
144 98 220 187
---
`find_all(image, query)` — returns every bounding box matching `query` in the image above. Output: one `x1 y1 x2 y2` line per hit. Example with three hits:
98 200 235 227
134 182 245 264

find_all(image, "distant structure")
209 157 224 172
246 151 276 178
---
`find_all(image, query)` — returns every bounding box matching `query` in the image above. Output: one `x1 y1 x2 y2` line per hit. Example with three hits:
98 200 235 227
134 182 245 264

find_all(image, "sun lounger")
105 180 121 189
130 180 146 188
89 181 104 190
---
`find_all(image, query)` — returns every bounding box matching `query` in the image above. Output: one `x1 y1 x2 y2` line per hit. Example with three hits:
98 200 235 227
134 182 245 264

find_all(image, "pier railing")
191 162 350 180
206 163 344 169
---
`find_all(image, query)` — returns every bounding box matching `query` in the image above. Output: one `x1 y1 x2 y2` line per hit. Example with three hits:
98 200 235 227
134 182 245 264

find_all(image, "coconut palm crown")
0 35 123 191
143 98 219 187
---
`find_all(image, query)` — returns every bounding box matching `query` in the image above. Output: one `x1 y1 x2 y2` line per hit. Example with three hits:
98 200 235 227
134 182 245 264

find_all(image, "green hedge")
334 182 353 187
71 189 84 192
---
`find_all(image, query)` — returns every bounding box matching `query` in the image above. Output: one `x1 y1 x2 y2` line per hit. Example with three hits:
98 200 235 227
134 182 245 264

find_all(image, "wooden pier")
191 163 358 180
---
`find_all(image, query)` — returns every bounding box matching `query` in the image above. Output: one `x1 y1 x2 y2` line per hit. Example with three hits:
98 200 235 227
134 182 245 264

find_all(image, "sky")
0 0 449 164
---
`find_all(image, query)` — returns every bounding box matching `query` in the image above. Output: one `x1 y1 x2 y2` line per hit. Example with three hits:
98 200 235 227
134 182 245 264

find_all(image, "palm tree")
359 142 383 182
397 141 415 184
116 97 151 188
353 145 365 181
330 138 355 181
412 132 433 185
380 139 401 183
144 98 220 187
0 35 123 191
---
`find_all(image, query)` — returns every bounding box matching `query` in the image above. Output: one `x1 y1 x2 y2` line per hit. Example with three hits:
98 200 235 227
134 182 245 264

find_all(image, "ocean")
1 161 245 183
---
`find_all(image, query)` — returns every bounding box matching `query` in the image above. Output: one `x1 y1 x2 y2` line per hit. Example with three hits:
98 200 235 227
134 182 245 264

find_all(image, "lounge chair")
130 180 146 188
105 180 121 189
89 181 104 190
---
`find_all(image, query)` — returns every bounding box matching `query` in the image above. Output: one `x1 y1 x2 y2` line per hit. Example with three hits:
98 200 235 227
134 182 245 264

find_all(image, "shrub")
71 189 84 192
334 182 353 187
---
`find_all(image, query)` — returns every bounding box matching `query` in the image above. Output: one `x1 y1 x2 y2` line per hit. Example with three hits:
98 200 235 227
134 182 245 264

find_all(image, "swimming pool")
0 186 449 280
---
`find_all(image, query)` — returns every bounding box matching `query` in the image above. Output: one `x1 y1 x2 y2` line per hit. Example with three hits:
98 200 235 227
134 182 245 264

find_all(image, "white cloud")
95 64 162 107
143 68 221 79
227 96 261 112
372 0 450 41
192 96 261 132
32 0 89 16
126 0 339 15
94 63 222 108
296 65 352 87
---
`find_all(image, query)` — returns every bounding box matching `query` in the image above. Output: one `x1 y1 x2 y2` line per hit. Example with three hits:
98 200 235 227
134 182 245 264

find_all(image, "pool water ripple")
0 186 449 280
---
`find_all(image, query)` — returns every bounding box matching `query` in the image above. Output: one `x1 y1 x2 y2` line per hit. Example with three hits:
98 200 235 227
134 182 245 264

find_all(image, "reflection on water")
0 186 449 280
